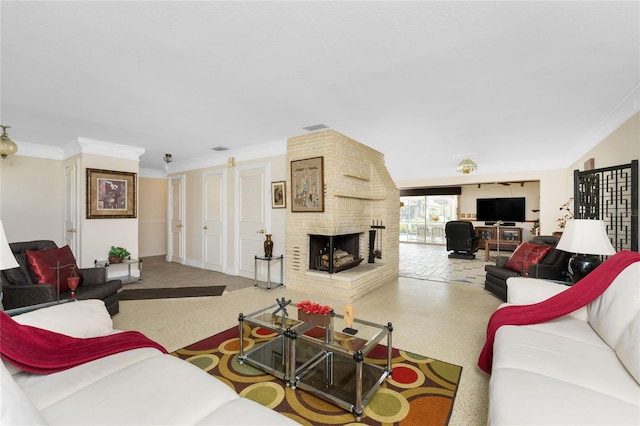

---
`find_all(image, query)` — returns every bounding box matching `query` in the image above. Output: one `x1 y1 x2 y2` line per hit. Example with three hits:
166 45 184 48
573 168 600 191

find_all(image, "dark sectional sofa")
1 240 122 315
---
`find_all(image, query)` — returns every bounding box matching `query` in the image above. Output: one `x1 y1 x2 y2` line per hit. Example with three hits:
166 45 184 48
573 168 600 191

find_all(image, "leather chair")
445 221 481 259
1 240 123 315
484 235 572 301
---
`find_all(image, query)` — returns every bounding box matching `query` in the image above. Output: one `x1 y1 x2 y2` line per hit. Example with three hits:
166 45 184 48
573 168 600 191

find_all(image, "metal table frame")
238 302 392 420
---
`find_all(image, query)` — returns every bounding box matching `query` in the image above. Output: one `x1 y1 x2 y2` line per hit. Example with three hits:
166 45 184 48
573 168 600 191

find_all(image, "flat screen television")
476 197 526 223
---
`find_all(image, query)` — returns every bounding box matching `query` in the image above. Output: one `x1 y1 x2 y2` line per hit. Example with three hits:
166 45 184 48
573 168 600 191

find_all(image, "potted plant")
108 246 130 264
297 300 333 327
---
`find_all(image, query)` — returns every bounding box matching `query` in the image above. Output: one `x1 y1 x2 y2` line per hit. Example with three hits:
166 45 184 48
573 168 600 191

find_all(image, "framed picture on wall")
271 181 286 208
86 168 137 219
291 156 324 212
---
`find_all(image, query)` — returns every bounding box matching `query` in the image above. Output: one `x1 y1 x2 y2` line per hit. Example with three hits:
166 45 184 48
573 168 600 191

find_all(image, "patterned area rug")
172 325 462 425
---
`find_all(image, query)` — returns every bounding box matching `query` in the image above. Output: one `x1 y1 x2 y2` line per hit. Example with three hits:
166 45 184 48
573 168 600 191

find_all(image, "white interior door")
168 175 185 263
64 163 79 258
236 165 269 279
203 171 224 272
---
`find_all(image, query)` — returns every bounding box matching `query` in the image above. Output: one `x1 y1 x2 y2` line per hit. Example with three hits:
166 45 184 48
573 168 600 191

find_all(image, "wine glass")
67 276 80 300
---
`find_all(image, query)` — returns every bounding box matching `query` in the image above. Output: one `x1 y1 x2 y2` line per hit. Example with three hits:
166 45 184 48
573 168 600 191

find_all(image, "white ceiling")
1 1 638 183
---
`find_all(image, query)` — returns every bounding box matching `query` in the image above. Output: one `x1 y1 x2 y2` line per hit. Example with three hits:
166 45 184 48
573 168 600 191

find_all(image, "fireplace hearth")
309 233 363 273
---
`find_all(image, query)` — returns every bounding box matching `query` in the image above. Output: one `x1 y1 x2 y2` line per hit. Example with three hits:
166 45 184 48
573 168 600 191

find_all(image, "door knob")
257 229 265 234
203 225 208 230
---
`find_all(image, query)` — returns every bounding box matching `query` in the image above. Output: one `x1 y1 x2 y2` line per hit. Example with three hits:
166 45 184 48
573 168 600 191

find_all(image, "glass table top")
243 302 389 356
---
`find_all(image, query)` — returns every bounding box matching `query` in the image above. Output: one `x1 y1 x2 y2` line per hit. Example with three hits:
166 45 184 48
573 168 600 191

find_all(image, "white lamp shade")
0 220 18 270
556 219 616 256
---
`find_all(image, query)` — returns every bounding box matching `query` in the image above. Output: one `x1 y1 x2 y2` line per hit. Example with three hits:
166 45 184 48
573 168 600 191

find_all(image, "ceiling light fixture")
0 125 18 159
456 158 477 174
163 153 172 171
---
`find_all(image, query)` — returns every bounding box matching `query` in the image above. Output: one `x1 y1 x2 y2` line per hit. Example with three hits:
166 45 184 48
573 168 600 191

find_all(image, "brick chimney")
285 129 399 300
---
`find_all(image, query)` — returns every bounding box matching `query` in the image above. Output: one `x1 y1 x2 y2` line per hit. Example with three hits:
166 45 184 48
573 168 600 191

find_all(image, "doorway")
400 195 458 244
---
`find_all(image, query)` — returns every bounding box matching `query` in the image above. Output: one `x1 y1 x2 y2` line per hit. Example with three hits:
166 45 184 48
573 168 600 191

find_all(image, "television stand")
476 226 522 260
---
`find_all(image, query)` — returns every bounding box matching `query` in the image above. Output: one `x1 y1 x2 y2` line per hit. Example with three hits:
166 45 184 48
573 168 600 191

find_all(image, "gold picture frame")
86 168 137 219
271 181 286 209
291 156 324 212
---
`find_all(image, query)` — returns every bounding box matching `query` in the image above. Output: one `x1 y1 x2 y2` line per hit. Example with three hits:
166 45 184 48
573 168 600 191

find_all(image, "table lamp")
0 220 19 309
556 219 616 283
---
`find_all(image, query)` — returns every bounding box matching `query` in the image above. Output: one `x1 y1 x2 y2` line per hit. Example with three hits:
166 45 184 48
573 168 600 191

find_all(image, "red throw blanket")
478 250 640 374
0 312 167 374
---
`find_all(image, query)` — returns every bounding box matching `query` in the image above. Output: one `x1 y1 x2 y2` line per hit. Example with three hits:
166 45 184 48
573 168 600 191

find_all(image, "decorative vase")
297 310 331 327
264 234 273 258
108 256 122 264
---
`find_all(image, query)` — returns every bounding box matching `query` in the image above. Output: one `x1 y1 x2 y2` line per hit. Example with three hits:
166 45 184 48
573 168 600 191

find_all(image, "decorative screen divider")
573 159 638 252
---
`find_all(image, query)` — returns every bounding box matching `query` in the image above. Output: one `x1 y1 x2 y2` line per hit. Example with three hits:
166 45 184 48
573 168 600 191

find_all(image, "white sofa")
487 261 640 425
1 300 297 425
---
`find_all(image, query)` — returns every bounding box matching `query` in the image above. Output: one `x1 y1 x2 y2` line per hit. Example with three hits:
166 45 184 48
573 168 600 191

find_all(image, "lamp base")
568 254 602 283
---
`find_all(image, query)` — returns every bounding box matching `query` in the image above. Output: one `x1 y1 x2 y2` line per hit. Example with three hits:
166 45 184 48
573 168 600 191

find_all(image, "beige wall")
171 154 287 273
0 152 139 269
569 112 639 172
568 112 639 244
78 154 139 268
1 113 636 272
458 181 541 235
399 169 569 239
0 156 64 243
139 177 167 257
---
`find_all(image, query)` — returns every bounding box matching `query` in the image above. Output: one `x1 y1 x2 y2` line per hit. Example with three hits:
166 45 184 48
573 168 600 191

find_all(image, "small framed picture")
271 181 286 209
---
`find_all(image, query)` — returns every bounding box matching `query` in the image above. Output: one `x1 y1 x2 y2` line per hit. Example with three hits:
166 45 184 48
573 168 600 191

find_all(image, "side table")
94 258 142 284
254 255 284 290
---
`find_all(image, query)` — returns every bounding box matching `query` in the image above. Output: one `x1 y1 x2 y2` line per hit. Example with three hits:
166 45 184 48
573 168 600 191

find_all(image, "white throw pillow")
616 311 640 384
588 263 640 349
12 299 113 337
0 363 47 425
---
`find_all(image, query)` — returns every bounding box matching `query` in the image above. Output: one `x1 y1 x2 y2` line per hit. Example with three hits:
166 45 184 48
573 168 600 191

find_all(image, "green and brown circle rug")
172 324 462 425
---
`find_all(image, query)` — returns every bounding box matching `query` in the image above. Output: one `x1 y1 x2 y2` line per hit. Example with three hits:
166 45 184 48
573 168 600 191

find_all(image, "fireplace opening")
309 233 364 273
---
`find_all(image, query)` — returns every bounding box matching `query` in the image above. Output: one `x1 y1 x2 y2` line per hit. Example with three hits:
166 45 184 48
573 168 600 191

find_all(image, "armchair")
484 235 571 301
1 240 122 315
445 221 481 259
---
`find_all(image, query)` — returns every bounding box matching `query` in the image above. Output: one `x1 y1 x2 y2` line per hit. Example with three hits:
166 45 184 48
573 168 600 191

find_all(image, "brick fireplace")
285 129 399 300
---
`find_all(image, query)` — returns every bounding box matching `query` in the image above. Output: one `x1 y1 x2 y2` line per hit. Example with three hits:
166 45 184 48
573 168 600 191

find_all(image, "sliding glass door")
400 195 458 244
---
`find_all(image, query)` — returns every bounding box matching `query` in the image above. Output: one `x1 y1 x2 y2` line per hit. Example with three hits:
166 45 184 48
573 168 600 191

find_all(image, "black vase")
264 234 274 258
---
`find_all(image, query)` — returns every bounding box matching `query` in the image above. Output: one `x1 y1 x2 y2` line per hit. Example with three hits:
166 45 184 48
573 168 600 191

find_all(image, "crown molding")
168 138 286 174
12 141 65 160
139 168 168 179
77 137 145 161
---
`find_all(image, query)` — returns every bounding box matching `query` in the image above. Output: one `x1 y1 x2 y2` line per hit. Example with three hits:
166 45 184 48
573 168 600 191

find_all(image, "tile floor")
399 242 498 286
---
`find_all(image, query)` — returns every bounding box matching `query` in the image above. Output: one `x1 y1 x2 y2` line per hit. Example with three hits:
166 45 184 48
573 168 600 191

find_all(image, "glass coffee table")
238 299 393 420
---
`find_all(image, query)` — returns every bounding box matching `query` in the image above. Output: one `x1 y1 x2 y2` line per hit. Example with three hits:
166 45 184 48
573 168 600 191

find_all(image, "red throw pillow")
26 246 83 292
504 242 552 273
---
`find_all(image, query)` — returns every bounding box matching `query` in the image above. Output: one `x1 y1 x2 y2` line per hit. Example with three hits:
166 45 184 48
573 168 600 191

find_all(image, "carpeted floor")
122 255 255 292
173 324 462 425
